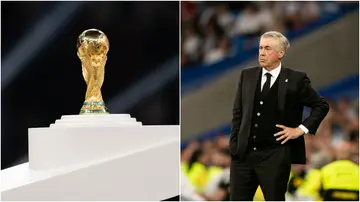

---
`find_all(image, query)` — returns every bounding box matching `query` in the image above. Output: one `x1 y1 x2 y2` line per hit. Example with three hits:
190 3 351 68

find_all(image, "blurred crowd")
181 1 353 67
181 96 359 201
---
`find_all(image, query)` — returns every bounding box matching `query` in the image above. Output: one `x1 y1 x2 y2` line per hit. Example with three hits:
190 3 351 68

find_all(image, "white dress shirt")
261 63 282 91
261 63 309 134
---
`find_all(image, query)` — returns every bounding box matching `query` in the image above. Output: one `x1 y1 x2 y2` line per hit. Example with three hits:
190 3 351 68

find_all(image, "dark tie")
262 73 272 95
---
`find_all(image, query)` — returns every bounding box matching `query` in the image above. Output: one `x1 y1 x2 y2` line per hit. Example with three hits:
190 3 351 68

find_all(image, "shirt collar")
262 62 282 78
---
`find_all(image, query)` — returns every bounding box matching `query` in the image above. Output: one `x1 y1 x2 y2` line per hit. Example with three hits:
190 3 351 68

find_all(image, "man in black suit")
229 31 329 201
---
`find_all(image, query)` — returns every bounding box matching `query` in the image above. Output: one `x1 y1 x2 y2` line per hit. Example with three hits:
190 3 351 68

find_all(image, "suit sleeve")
230 70 244 141
299 73 329 135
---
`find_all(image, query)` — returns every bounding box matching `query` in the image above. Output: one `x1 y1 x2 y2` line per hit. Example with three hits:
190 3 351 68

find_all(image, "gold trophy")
77 29 109 115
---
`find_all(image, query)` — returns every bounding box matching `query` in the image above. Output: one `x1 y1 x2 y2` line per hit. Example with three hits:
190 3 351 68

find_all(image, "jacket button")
260 101 263 105
253 147 257 151
255 124 258 127
257 112 260 116
253 136 256 139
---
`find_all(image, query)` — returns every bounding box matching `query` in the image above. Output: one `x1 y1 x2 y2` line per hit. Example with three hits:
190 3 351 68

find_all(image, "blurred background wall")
180 1 358 201
1 1 179 170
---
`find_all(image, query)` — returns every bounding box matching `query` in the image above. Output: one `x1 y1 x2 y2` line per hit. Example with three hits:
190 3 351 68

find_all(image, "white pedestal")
1 114 180 201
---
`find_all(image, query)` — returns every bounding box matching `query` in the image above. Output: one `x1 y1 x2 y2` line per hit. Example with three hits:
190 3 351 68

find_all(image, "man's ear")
278 50 285 59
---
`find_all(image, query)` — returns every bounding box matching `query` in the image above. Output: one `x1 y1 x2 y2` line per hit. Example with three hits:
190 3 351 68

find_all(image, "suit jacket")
229 66 329 164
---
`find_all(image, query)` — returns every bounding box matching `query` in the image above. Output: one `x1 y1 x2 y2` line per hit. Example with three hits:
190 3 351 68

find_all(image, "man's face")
258 37 284 68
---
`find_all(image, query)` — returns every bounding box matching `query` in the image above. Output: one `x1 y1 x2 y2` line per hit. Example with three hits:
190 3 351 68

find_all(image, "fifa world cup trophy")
77 29 109 114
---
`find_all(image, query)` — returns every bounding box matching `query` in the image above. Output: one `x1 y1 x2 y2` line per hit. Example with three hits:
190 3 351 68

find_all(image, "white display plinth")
1 114 180 201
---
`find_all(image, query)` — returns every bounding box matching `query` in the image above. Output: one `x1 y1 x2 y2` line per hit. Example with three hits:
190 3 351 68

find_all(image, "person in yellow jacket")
186 150 210 192
319 141 359 201
295 151 333 201
186 149 223 192
297 141 359 201
287 165 307 195
296 168 323 201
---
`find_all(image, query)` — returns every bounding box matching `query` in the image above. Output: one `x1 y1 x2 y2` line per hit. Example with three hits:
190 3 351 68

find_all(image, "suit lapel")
278 66 289 112
245 67 261 120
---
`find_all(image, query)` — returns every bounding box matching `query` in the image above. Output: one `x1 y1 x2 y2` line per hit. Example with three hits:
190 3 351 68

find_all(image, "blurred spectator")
214 4 234 36
301 2 321 24
232 3 263 37
295 152 333 200
181 141 200 164
298 141 359 201
181 1 197 23
201 149 231 201
203 36 230 65
287 164 307 196
183 25 202 65
215 134 229 150
202 15 225 59
257 2 280 32
181 170 205 201
283 1 304 30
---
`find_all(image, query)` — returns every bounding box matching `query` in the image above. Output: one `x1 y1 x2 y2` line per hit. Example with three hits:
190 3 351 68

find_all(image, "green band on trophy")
83 102 105 106
80 109 108 114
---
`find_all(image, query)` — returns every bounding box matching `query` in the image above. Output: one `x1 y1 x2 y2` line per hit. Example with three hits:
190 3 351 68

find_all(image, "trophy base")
79 101 108 115
50 114 142 127
1 114 179 201
79 109 109 114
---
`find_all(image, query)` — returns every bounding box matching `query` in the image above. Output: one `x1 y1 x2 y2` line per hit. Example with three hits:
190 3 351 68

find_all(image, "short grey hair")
261 31 290 53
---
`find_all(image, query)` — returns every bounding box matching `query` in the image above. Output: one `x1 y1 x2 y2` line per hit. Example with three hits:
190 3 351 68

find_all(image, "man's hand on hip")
274 124 304 144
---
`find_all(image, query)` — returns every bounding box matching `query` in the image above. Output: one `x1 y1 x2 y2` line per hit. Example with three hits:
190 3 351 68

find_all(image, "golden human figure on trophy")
77 29 109 114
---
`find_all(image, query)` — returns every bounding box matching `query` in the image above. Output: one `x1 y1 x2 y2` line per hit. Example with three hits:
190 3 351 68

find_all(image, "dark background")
1 1 179 170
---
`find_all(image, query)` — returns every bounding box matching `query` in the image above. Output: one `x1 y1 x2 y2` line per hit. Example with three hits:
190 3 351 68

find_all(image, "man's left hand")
274 124 304 144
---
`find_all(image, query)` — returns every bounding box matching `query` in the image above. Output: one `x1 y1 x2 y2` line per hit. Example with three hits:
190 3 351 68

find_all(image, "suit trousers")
230 144 291 201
